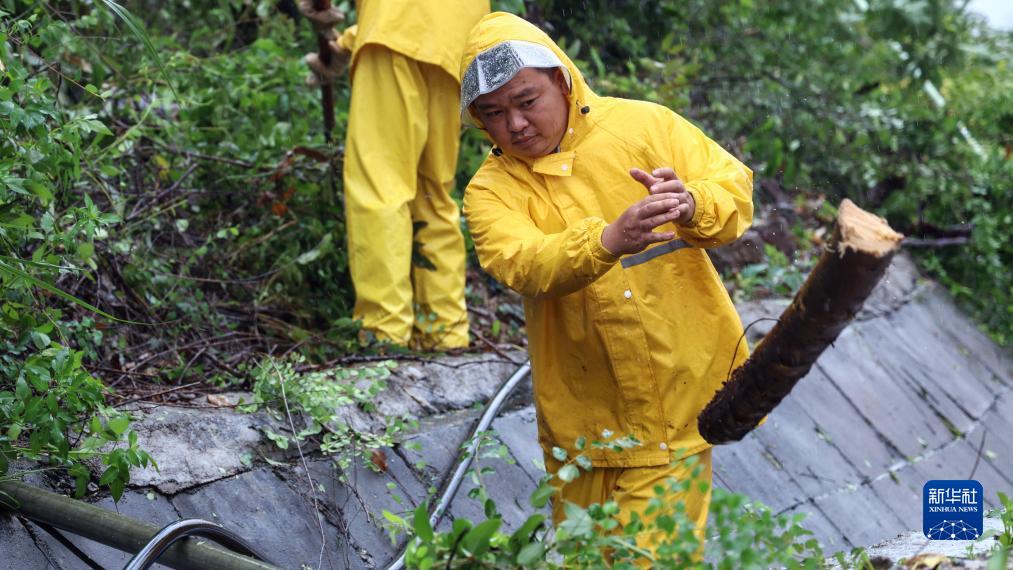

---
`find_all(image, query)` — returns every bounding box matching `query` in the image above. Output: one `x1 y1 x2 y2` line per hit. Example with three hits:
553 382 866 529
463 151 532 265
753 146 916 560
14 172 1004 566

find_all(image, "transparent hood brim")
460 40 572 124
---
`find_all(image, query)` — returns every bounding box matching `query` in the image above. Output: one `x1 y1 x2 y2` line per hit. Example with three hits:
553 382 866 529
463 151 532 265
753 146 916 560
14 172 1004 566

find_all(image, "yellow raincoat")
462 13 754 468
341 1 488 348
351 1 487 81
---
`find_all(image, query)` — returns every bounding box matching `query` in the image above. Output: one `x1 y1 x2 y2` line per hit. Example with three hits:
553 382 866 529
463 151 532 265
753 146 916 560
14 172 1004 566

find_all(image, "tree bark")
313 0 336 142
698 199 904 444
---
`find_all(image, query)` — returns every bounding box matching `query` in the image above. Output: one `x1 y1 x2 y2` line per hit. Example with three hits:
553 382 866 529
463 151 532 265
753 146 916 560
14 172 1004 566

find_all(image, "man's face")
472 67 570 158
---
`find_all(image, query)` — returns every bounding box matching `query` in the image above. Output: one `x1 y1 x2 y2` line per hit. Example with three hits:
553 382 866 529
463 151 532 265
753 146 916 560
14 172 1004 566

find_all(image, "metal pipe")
384 360 532 570
0 481 279 570
124 519 274 570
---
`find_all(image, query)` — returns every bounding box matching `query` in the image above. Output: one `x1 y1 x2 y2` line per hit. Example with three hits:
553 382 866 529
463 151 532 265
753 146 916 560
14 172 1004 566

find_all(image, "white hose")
385 360 532 570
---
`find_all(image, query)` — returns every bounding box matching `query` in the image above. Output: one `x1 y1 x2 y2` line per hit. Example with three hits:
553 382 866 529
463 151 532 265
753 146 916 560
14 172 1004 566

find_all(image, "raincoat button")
568 128 574 135
561 164 568 171
659 443 668 450
623 290 632 299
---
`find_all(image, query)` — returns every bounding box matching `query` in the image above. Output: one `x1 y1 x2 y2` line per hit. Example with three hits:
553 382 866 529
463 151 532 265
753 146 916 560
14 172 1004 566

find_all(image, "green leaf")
551 446 567 461
98 464 120 486
413 503 434 542
382 510 405 526
557 464 579 483
517 542 546 565
266 428 295 450
6 424 22 441
107 415 130 437
509 513 545 550
30 331 51 350
69 464 90 497
14 377 30 400
450 518 472 541
77 242 95 260
0 213 34 228
461 518 501 557
109 478 125 502
530 480 555 508
295 233 333 265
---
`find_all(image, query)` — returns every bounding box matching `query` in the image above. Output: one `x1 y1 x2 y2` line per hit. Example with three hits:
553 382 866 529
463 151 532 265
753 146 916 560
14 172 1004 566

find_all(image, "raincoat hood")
459 12 594 126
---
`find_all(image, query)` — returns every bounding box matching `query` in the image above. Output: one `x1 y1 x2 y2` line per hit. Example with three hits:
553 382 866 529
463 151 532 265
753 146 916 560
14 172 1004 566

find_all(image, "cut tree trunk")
698 199 904 444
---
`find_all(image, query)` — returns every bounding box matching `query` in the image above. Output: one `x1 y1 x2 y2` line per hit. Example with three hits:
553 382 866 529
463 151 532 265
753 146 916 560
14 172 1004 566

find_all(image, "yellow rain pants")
344 45 469 349
545 449 712 562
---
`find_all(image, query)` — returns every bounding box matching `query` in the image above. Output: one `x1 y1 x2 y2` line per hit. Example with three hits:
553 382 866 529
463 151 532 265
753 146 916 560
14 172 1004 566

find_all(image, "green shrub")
397 437 828 569
1 6 151 498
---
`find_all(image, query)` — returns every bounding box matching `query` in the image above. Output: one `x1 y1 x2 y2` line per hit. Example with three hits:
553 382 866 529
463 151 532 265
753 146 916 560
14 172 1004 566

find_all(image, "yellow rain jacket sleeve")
464 181 618 298
663 110 754 247
351 0 490 80
462 13 754 468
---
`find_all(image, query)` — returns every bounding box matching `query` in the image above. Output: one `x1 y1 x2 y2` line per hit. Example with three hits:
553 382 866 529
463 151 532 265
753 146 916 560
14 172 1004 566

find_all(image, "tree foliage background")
0 0 1010 489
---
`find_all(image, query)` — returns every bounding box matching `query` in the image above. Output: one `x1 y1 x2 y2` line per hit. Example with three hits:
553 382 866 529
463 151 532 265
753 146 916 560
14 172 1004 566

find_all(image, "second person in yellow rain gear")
340 1 489 349
459 12 754 555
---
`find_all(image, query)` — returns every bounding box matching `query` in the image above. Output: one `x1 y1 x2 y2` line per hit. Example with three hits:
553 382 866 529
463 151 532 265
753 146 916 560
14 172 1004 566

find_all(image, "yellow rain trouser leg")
546 448 713 564
344 45 469 348
408 60 469 350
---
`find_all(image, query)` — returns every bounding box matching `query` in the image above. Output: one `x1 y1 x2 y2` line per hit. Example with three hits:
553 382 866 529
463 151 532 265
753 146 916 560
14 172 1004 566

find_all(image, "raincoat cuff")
684 186 706 228
337 25 357 51
588 219 620 264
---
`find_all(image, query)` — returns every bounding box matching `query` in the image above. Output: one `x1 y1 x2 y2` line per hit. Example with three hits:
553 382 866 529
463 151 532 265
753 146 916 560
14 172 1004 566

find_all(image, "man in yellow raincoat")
336 1 489 349
460 12 754 552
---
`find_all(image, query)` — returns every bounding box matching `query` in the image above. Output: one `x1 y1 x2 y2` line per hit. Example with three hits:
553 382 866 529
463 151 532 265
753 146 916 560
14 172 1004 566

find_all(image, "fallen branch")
901 237 970 248
699 199 904 444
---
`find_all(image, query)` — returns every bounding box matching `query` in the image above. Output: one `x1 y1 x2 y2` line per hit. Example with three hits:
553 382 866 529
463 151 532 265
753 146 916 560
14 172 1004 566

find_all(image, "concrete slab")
815 332 952 458
868 473 924 530
754 389 867 498
900 291 1006 398
126 404 272 494
171 468 354 570
711 430 807 512
399 410 476 488
912 286 1012 384
854 254 920 321
857 304 993 427
971 389 1013 481
787 366 904 480
447 442 544 533
812 481 910 549
303 446 431 568
377 353 527 420
305 459 391 569
0 515 57 569
491 407 544 483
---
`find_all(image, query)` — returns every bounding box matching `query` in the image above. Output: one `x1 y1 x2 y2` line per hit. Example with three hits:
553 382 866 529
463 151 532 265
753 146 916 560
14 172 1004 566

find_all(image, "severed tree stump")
698 199 904 444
